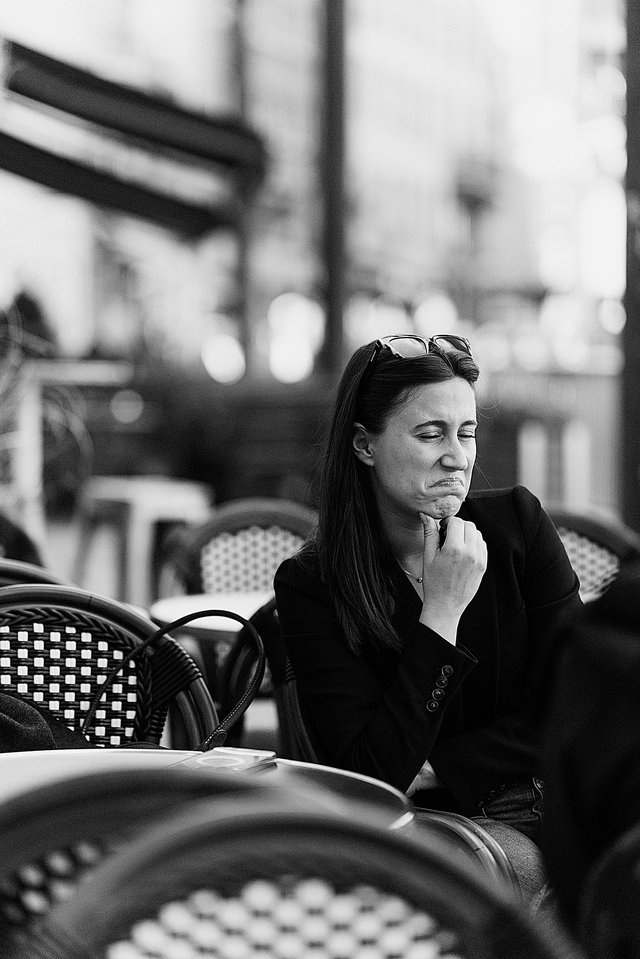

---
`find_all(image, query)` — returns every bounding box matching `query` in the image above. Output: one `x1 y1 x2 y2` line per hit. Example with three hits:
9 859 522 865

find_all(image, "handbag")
0 692 92 751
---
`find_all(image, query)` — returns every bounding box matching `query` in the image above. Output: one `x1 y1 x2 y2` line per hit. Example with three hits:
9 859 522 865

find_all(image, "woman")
274 333 582 902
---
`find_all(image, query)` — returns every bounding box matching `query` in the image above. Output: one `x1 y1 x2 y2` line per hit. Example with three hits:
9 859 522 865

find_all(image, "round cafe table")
150 592 274 636
149 591 273 698
0 746 414 832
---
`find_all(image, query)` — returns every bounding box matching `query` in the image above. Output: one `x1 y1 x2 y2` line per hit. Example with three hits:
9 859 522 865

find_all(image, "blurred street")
0 0 632 536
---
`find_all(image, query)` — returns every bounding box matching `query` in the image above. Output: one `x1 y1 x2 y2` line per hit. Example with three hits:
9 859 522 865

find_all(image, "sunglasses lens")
383 336 429 358
431 335 471 355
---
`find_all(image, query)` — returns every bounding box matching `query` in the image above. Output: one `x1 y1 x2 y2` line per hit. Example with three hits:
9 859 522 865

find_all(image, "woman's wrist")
419 608 460 645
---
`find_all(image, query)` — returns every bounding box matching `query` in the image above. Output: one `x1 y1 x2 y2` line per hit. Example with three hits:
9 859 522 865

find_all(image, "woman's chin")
424 494 463 518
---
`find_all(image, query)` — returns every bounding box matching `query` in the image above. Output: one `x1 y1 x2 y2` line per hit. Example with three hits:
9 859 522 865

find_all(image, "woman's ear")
352 422 374 467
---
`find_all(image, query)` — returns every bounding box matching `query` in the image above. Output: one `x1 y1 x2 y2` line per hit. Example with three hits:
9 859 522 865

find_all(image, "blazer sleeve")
274 555 476 792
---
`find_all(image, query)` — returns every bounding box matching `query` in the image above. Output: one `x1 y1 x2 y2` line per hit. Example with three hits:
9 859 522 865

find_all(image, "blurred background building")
0 0 629 549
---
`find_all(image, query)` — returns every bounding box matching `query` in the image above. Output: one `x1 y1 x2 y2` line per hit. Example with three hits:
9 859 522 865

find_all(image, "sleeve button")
426 700 439 712
435 676 448 688
441 665 454 677
432 688 445 701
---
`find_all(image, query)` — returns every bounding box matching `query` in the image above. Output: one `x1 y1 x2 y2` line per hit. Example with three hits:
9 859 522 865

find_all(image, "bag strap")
81 609 266 752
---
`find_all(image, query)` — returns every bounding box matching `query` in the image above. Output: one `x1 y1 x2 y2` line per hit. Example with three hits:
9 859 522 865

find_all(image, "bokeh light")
201 332 246 383
267 292 324 383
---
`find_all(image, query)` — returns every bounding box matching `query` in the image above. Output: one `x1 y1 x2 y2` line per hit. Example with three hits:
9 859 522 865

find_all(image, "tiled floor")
41 517 279 751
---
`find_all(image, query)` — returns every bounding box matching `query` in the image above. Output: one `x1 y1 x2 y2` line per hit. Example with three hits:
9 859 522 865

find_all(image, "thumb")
419 512 439 567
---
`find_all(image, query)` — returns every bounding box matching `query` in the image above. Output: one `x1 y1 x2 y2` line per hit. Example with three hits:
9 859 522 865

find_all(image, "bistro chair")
0 764 300 959
548 506 640 602
158 496 317 595
156 497 317 743
0 584 217 749
23 792 584 959
578 821 640 959
218 595 319 757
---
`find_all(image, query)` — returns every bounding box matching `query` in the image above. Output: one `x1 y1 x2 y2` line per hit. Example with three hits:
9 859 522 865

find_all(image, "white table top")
150 591 273 633
0 747 413 831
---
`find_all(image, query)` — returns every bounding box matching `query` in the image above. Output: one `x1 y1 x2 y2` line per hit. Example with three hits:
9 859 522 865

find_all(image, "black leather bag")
0 692 92 751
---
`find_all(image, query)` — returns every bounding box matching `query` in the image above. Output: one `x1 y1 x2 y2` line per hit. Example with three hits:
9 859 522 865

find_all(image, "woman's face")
354 377 477 523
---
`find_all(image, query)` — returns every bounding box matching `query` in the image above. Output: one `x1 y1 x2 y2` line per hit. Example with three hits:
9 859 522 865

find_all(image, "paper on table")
168 745 277 773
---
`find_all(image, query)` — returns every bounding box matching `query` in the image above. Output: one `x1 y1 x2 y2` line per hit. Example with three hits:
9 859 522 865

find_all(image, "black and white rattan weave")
0 584 216 748
160 497 317 595
548 507 640 602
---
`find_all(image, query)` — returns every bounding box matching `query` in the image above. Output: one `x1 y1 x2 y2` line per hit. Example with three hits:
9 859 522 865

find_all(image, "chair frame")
28 796 581 959
0 584 217 748
548 506 640 601
163 496 317 594
218 595 322 758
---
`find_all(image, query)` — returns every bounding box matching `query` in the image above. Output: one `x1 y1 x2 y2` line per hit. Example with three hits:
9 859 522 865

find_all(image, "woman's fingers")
433 516 487 594
419 512 440 567
442 517 486 560
418 516 488 641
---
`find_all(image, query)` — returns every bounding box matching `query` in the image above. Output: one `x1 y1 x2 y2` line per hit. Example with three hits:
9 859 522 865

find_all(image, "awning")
0 39 267 237
0 130 238 238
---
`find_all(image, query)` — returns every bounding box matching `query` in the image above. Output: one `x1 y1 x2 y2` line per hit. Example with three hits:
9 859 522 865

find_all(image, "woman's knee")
472 815 548 906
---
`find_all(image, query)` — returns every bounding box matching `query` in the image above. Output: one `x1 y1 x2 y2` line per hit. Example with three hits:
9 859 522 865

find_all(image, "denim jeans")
472 778 550 908
476 777 545 843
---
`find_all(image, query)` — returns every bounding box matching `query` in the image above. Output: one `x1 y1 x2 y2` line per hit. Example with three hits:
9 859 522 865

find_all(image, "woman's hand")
406 759 441 795
418 512 487 644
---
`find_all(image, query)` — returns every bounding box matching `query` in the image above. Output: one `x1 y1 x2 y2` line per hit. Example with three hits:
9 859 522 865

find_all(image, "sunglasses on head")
359 333 473 394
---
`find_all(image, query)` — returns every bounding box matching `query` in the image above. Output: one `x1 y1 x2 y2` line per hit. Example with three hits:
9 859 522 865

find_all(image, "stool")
72 476 213 607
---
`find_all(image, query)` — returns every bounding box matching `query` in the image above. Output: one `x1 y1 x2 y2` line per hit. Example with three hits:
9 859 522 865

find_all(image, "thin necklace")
401 567 423 584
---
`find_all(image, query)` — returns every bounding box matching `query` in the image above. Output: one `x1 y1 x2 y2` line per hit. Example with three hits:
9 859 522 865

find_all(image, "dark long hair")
311 339 480 655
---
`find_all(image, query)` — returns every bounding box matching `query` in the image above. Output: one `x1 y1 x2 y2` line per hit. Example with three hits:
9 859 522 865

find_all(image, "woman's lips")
425 481 466 518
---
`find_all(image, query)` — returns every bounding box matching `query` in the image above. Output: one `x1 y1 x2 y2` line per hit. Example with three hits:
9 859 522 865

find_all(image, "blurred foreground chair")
0 764 302 958
0 584 216 749
72 475 213 607
579 821 640 959
22 791 582 959
158 496 317 595
548 506 640 602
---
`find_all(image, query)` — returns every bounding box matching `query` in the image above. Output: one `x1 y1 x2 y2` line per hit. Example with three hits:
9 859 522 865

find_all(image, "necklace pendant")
401 565 423 584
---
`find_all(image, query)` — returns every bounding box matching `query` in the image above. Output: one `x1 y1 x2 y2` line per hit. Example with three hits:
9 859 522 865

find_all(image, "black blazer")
274 485 581 815
540 565 640 930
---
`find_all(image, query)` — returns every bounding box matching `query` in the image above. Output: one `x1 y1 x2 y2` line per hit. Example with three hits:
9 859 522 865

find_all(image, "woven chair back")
549 507 640 601
164 498 317 595
0 584 216 748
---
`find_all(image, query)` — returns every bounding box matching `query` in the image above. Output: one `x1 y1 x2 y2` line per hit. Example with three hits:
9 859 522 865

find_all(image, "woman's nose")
441 438 468 469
